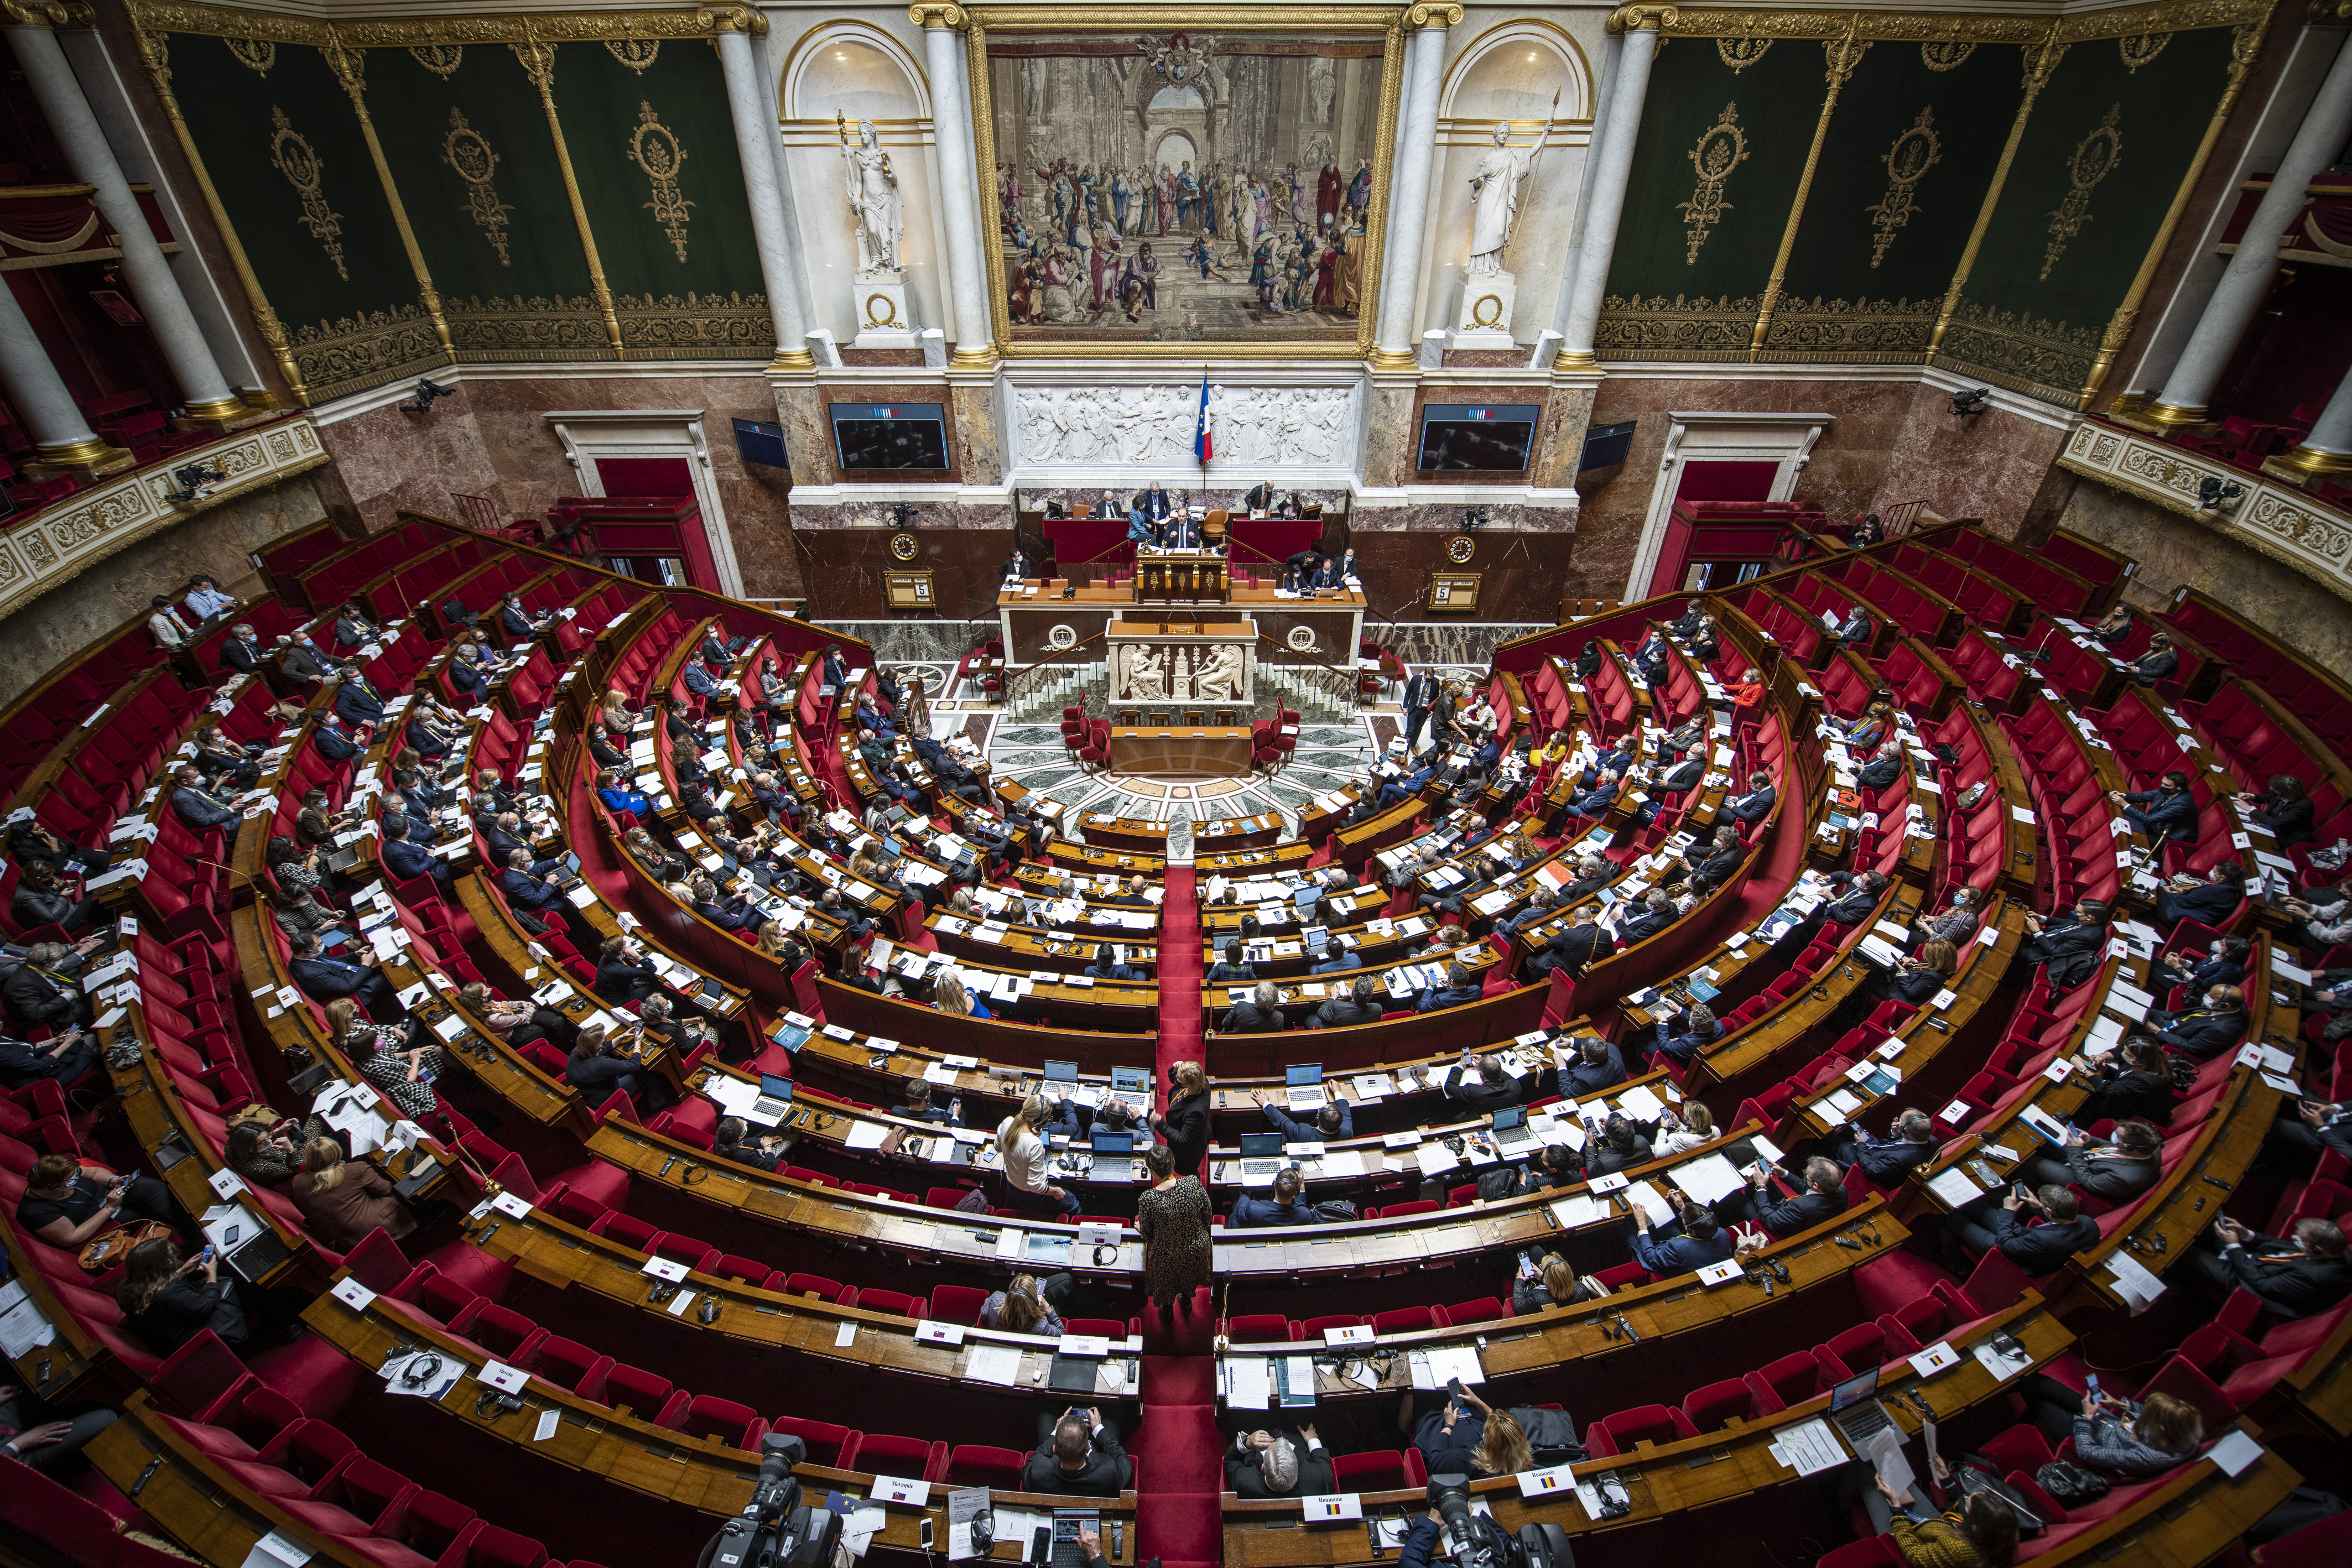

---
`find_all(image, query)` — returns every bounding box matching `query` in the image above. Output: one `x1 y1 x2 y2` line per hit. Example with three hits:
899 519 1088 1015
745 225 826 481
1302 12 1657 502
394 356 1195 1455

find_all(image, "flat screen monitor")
1417 404 1538 473
831 402 948 471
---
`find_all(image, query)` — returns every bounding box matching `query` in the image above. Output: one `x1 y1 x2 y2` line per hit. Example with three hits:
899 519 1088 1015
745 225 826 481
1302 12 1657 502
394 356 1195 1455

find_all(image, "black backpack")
1505 1404 1586 1465
1477 1166 1527 1202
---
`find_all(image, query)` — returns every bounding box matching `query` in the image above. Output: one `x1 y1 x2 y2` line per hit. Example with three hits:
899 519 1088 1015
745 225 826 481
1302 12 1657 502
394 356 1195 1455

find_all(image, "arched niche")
782 21 930 123
1439 19 1590 126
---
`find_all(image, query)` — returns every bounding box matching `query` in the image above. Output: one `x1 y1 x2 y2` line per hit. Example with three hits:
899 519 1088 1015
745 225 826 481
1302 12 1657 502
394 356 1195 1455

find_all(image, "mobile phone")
1446 1376 1466 1402
2012 1185 2031 1202
919 1520 935 1551
2084 1373 2102 1400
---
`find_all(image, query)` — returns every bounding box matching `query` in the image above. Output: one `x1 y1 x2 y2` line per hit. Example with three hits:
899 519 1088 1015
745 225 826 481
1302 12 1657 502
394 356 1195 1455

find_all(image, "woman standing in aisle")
1135 1143 1210 1316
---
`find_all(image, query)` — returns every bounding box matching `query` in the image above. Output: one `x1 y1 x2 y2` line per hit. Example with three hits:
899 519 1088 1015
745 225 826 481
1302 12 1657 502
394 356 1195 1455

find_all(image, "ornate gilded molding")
320 32 455 364
1758 296 1937 362
1921 40 1974 71
1608 6 1680 33
267 105 346 280
2 0 95 25
2059 420 2352 607
1748 28 1868 358
1675 103 1749 265
1937 298 2099 405
907 2 968 27
1404 3 1463 29
612 289 773 358
695 6 764 34
1926 35 2067 364
1637 0 2263 44
121 2 744 46
289 304 443 402
1866 108 1940 268
409 44 461 77
512 32 625 358
1596 291 1758 361
1716 37 1770 70
444 294 614 362
441 108 514 266
224 35 272 72
0 418 326 622
965 7 1407 37
626 101 694 264
2041 105 2123 282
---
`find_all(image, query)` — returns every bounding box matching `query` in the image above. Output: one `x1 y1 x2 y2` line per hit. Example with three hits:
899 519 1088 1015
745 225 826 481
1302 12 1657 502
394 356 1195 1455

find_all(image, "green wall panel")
1942 27 2241 403
362 44 610 362
553 37 771 358
1764 41 2026 363
1599 37 1831 360
165 33 442 400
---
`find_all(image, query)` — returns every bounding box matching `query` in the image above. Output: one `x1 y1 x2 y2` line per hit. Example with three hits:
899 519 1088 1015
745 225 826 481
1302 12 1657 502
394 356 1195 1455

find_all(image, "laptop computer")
748 1074 794 1124
1110 1067 1151 1097
1042 1060 1079 1085
1283 1063 1325 1111
1491 1106 1536 1148
1827 1366 1897 1451
1089 1128 1138 1182
547 851 584 889
1238 1131 1289 1179
1051 1511 1101 1568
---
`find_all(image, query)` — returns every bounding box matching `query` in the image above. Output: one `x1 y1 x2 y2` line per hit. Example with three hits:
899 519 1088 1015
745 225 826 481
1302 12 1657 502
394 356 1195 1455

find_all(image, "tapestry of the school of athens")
984 29 1392 342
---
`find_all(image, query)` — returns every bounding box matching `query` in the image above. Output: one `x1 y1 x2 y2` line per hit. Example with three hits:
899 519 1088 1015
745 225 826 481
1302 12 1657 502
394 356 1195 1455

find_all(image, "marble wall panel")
789 506 1014 617
313 385 504 534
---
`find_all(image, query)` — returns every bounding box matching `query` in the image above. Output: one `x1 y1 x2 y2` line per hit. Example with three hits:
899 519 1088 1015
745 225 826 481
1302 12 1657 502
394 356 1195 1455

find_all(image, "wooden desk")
1107 725 1253 776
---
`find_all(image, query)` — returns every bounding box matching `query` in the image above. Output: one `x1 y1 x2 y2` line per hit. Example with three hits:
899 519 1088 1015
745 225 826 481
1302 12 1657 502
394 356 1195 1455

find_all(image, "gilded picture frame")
964 5 1409 360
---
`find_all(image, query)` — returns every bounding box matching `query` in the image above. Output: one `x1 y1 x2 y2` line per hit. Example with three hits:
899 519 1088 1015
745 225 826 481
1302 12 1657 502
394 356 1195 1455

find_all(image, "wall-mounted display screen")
831 402 948 470
1417 404 1538 472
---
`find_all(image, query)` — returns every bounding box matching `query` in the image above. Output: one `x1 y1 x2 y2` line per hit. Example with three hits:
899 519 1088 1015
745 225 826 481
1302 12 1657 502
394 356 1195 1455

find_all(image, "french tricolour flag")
1194 373 1212 464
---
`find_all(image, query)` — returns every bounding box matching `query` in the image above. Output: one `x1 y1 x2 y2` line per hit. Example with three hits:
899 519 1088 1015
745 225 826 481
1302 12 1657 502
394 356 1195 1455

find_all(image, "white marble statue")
841 119 903 275
1307 57 1336 123
1196 643 1244 700
1464 118 1550 278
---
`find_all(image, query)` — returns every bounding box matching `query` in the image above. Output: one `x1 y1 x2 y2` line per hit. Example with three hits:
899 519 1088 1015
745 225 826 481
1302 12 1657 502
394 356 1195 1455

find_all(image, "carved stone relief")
1009 382 1359 473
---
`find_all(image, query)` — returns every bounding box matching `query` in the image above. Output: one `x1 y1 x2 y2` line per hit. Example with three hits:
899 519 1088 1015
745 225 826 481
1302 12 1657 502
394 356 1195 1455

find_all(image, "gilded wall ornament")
268 104 347 281
225 37 273 75
2117 33 2171 73
410 45 464 79
606 38 661 74
1865 107 1940 268
2042 104 2122 281
1676 103 1749 265
1715 38 1771 71
1921 40 1974 71
627 100 694 263
442 107 514 266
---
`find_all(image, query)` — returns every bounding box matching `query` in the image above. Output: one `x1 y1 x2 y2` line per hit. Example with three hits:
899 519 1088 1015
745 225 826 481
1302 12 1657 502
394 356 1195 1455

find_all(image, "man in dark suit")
2111 772 2198 844
1307 976 1383 1029
1821 870 1891 928
169 764 239 832
1735 1155 1851 1237
694 876 764 935
1558 1035 1627 1097
216 624 264 675
1309 554 1345 590
1632 754 1706 828
1725 769 1777 825
1565 771 1623 822
313 713 361 764
1084 943 1145 982
1857 740 1907 791
1417 960 1484 1014
500 847 571 917
478 811 532 869
2155 863 2247 931
0 1025 97 1091
1823 1107 1942 1185
1375 763 1433 812
2017 897 2109 972
1632 1202 1735 1276
1945 1184 2099 1278
2023 1119 2162 1202
1217 981 1288 1034
335 672 388 730
683 661 719 703
287 933 396 1017
1021 1408 1130 1497
1665 826 1745 890
2151 935 2248 996
1829 606 1874 648
1224 1428 1335 1501
1242 480 1276 513
1526 911 1612 980
2146 983 2247 1060
819 644 849 691
3 946 92 1034
1401 670 1442 751
1444 1053 1522 1113
1616 889 1679 946
380 815 449 887
2183 1216 2352 1319
499 593 547 642
1231 1167 1317 1229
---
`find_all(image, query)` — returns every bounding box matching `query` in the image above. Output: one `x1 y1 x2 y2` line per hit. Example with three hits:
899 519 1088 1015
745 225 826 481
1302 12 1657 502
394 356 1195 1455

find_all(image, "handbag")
79 1218 175 1274
2035 1461 2110 1507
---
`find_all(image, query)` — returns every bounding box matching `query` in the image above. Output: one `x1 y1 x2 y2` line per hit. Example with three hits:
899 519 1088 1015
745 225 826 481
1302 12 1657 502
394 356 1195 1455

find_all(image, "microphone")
183 857 254 887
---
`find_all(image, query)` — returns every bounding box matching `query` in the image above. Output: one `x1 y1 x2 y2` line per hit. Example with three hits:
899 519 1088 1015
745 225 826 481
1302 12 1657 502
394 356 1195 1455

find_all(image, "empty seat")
852 1432 947 1482
769 1416 857 1470
1584 1404 1699 1457
943 1444 1028 1489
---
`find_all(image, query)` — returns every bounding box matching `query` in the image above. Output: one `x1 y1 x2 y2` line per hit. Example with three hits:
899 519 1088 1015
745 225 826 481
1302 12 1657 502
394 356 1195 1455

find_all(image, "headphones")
398 1351 444 1389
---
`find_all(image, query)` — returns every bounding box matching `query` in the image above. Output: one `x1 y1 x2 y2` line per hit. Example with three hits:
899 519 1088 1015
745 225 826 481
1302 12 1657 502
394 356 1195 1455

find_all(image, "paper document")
1770 1418 1850 1477
1867 1428 1916 1497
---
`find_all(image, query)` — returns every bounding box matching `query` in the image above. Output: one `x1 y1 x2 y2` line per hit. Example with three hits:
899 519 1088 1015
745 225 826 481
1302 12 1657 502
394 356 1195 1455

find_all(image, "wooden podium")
1136 548 1227 602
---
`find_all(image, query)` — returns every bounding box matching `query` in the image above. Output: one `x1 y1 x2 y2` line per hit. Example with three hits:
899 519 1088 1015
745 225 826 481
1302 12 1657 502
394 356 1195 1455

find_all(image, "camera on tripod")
1426 1475 1573 1568
703 1435 840 1568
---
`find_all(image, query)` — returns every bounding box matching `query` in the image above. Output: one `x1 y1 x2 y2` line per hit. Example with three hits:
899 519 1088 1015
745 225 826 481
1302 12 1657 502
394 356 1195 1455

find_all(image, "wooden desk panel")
1110 726 1254 776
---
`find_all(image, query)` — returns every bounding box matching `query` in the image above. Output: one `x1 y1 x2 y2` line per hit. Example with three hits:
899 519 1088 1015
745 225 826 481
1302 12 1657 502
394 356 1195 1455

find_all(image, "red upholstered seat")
1584 1404 1698 1456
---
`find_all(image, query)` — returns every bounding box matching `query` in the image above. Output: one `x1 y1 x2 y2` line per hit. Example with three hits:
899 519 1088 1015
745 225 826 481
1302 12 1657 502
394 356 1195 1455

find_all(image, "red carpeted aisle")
1138 865 1221 1565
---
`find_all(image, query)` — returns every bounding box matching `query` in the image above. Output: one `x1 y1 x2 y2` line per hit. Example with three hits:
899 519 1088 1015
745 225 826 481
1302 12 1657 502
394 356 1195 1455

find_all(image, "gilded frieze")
612 289 772 357
2041 105 2122 281
1935 299 2099 404
268 104 347 282
1677 104 1750 265
1596 292 1760 360
288 304 444 402
444 295 615 361
1866 108 1940 268
627 101 694 264
1758 296 1936 361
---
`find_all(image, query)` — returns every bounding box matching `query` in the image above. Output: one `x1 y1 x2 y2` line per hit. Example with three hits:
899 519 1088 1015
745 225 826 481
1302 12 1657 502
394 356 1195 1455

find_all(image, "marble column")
1556 11 1664 371
1374 24 1425 308
0 278 132 479
2271 358 2352 477
1370 6 1454 369
915 5 995 368
712 17 811 369
746 20 820 368
1550 27 1622 343
7 15 241 424
2151 33 2352 427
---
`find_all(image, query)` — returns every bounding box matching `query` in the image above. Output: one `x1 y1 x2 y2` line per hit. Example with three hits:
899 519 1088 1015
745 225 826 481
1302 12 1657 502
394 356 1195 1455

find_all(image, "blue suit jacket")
501 867 563 911
315 726 360 763
1632 1225 1735 1275
336 684 387 727
1985 1207 2099 1276
382 837 436 881
1263 1102 1351 1143
2123 788 2198 842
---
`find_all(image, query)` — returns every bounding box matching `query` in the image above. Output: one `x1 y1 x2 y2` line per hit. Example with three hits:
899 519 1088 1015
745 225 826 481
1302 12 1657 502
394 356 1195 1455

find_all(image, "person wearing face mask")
215 622 266 676
2153 861 2246 931
2072 1039 2181 1128
1911 885 1980 947
334 668 388 730
2150 934 2247 996
2023 1118 2163 1202
2145 983 2247 1060
2109 771 2198 844
278 632 344 687
2016 898 2108 980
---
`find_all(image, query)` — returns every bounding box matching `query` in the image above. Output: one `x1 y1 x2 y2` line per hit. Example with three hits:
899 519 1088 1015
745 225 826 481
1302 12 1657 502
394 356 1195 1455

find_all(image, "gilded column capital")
1404 3 1463 29
908 3 967 29
2312 1 2352 23
1607 5 1679 33
0 0 83 27
700 6 767 35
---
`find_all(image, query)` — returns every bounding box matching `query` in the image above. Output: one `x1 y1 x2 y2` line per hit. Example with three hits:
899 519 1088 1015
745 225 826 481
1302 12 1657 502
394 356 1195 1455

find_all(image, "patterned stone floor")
891 657 1497 836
